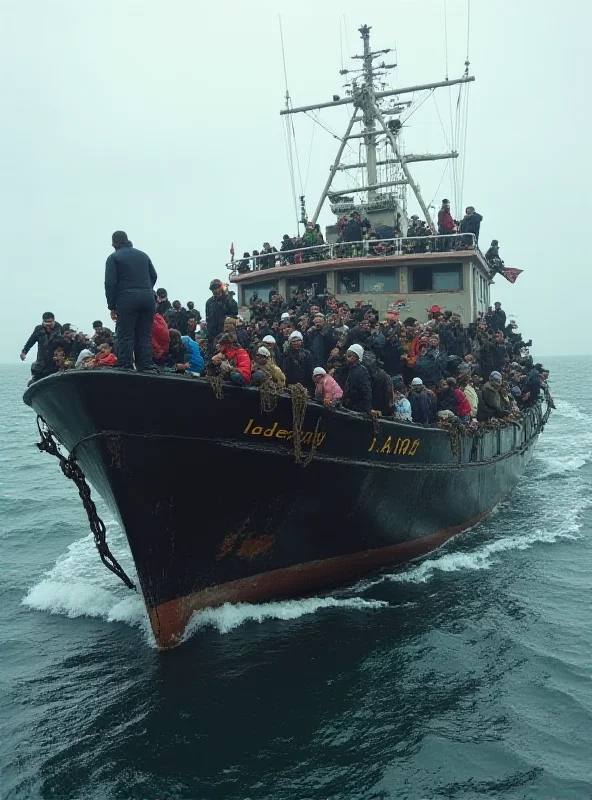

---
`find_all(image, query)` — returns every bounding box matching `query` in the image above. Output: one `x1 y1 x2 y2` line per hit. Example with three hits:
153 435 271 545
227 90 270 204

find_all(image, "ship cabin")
229 232 492 325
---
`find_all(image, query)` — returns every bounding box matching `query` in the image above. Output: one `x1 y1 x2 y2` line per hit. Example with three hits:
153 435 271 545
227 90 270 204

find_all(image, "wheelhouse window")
411 263 463 292
361 269 398 293
338 269 398 293
338 271 360 293
287 273 327 300
242 281 278 306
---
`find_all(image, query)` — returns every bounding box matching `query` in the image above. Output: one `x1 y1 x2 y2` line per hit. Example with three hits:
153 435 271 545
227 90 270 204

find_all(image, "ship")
23 25 551 649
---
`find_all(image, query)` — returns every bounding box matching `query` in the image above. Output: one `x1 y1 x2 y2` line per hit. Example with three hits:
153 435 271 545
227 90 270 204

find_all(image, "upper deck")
228 234 493 322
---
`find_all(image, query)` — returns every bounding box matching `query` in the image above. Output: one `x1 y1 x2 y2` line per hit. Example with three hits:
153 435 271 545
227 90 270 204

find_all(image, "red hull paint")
149 508 491 649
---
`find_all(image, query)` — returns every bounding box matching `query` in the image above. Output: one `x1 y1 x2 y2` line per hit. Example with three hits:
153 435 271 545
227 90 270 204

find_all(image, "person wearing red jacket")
437 199 456 234
449 378 472 422
210 333 251 386
437 199 456 252
92 340 118 368
151 312 170 366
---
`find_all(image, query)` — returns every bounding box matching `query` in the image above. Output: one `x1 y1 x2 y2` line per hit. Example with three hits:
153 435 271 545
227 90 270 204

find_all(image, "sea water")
1 359 591 799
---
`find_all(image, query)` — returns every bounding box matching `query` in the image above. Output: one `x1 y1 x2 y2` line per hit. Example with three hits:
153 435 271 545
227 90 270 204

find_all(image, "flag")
502 268 523 284
230 242 235 262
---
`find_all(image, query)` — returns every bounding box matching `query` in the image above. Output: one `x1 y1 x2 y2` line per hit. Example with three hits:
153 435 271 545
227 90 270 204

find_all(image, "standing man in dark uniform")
104 230 157 371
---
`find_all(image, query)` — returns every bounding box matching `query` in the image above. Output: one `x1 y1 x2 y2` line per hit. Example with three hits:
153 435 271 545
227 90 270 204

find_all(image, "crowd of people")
234 201 487 272
20 230 548 433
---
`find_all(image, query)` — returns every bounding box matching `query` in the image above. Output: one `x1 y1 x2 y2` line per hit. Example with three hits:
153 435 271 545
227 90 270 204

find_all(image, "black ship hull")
24 371 548 648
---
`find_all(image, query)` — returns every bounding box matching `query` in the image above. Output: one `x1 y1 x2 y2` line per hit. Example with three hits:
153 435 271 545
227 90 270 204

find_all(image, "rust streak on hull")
149 508 491 649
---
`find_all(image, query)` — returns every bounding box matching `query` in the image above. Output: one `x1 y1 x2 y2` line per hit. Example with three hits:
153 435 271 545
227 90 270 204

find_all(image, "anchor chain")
35 416 137 591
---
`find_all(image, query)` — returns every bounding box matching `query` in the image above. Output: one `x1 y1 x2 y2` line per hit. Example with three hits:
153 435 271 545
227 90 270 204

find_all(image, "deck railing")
227 233 479 275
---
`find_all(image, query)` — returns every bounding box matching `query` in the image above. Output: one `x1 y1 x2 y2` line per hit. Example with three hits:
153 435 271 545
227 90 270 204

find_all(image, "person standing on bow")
104 230 157 371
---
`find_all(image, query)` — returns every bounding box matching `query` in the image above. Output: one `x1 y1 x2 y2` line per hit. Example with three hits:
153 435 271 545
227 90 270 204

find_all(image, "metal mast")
280 24 474 229
357 25 378 202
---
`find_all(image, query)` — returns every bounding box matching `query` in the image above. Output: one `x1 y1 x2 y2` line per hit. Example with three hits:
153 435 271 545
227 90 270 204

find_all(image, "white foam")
182 596 388 640
23 579 146 626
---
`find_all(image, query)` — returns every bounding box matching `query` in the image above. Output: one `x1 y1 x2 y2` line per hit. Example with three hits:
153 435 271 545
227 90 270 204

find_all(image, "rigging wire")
401 89 435 125
279 16 300 230
303 119 316 193
444 0 449 81
428 160 451 211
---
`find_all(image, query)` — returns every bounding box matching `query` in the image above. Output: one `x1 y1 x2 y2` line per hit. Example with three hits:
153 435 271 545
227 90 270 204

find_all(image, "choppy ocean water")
1 358 591 800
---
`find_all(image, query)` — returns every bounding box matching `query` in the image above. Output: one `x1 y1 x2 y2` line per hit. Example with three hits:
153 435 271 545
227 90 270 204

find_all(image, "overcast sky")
2 0 590 362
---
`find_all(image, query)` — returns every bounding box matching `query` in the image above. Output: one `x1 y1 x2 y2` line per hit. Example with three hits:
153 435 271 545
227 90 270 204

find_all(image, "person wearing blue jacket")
166 329 204 374
181 336 204 374
104 231 157 371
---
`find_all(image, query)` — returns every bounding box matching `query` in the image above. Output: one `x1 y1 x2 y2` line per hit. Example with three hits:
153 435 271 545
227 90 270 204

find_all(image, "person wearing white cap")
312 366 343 407
281 312 291 322
251 346 286 389
282 330 315 393
343 344 372 413
261 334 279 364
409 376 432 424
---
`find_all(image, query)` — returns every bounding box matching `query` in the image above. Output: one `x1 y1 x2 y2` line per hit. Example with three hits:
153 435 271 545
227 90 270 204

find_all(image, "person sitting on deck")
167 329 204 375
251 346 286 390
91 338 118 369
75 349 95 369
313 366 343 407
478 371 510 421
282 331 315 395
208 333 251 386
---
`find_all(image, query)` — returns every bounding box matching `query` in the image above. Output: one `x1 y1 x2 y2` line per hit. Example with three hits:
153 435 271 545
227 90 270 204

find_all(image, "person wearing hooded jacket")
343 344 372 414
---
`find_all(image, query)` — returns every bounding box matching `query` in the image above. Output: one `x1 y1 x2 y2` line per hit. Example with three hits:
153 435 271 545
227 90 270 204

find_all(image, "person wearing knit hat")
343 344 372 414
490 371 502 384
283 327 315 393
281 312 291 322
411 377 423 386
346 343 364 361
251 345 286 389
261 333 280 363
313 366 344 407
